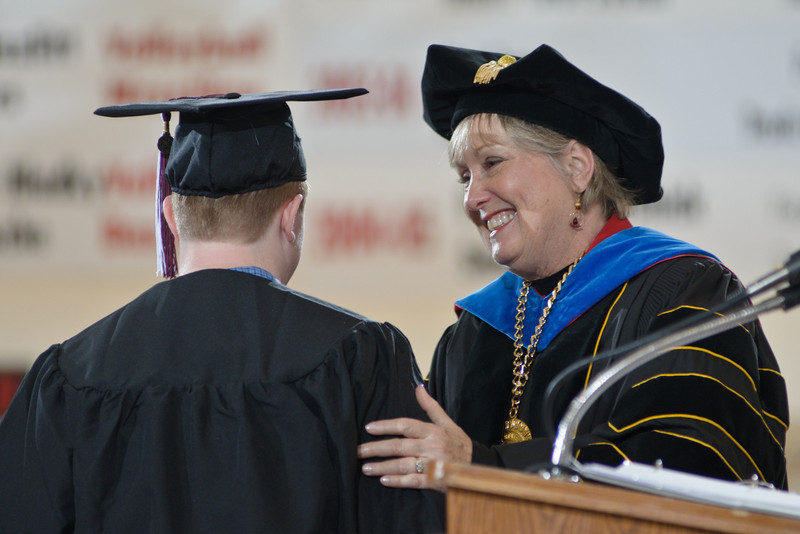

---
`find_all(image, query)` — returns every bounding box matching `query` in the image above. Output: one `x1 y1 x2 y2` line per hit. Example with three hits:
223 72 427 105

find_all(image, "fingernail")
365 423 374 432
362 464 373 474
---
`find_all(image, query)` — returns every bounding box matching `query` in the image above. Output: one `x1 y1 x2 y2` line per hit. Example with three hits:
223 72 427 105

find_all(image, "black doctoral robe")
0 269 444 533
428 230 789 489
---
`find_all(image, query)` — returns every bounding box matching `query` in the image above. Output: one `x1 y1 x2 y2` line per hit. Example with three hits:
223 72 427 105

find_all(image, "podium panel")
432 462 800 534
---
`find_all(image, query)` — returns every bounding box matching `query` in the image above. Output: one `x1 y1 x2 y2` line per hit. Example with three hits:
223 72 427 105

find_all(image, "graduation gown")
428 224 789 488
0 269 443 534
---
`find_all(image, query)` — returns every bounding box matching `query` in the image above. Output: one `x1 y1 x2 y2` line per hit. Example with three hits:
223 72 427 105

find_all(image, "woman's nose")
464 177 488 213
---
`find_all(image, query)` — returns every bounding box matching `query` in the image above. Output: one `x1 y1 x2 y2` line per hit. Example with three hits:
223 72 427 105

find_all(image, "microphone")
785 249 800 286
739 248 800 306
548 248 800 471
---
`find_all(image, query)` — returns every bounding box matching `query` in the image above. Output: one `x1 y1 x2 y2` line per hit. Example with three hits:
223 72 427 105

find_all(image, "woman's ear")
566 140 595 194
280 193 304 243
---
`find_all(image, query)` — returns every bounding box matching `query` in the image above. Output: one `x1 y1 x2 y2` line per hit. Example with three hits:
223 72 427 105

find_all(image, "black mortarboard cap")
95 88 368 277
95 88 368 197
421 44 663 205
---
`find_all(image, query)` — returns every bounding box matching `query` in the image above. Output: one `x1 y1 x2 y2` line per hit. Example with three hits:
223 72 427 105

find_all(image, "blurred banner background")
2 0 799 478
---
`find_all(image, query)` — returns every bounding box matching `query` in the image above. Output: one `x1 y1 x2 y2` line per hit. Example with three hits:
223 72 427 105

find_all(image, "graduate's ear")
565 140 595 194
279 193 304 243
162 195 178 240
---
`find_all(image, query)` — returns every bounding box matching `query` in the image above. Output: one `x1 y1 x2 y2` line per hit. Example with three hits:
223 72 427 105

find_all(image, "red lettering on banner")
106 80 140 105
313 64 413 117
101 163 154 196
102 218 155 249
398 207 428 249
317 205 431 255
105 79 261 105
106 29 268 62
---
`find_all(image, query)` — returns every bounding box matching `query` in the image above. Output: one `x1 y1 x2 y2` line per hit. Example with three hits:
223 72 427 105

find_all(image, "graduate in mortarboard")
358 44 789 492
0 89 443 534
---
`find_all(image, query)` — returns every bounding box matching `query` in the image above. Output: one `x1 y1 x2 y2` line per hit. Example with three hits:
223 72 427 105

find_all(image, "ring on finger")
415 458 425 474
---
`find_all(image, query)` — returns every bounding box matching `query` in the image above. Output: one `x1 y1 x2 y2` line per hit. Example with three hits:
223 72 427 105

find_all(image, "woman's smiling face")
453 115 578 280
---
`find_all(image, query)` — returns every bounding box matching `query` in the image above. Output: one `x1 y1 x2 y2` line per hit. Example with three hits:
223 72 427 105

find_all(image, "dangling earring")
569 197 583 230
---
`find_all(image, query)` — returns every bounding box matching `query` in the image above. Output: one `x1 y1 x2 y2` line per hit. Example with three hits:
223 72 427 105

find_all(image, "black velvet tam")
95 89 367 198
421 44 663 204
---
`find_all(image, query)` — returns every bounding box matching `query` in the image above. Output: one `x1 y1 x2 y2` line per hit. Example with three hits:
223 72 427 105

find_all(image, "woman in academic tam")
358 43 790 490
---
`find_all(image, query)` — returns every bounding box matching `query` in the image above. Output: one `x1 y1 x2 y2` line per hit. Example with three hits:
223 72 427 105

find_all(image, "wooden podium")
431 462 800 533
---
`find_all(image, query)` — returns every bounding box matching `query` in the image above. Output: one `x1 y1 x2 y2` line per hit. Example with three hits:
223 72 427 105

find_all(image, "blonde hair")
449 113 636 218
172 180 308 243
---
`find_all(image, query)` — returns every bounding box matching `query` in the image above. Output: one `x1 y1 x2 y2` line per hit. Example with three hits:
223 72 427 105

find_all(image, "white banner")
1 2 799 429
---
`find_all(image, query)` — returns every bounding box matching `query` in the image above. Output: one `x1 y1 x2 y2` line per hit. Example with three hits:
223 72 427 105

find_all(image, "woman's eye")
485 158 502 168
457 171 471 184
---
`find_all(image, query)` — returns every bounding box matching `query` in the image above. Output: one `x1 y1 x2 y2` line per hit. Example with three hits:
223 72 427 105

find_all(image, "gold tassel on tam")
473 54 517 84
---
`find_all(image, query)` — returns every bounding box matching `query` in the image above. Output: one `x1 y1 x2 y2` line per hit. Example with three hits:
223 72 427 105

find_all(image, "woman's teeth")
487 211 516 232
